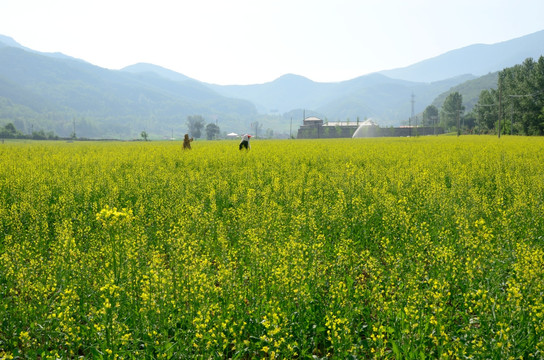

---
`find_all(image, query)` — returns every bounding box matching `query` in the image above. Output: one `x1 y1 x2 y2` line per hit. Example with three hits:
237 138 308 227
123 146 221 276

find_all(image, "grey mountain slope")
0 35 22 48
208 74 338 113
208 71 476 124
0 34 84 62
380 30 544 82
122 63 191 82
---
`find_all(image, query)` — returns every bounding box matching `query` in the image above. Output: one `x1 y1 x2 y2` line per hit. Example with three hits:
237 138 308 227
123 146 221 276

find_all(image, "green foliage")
186 115 205 139
422 105 438 126
475 89 499 133
0 121 59 140
140 131 148 141
500 57 544 135
31 129 58 140
0 122 19 138
476 56 544 135
205 122 220 140
440 92 464 131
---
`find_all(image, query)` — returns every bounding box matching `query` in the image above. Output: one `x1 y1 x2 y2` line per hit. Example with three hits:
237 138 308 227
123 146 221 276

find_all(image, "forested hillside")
475 57 544 135
432 72 499 110
0 46 257 138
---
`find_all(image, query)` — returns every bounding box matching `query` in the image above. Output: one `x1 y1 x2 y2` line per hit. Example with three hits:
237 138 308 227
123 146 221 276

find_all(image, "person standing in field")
239 134 251 150
183 134 193 150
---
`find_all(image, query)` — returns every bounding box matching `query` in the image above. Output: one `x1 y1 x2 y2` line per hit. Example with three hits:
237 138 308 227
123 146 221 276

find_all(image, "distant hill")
208 74 338 113
0 45 257 138
380 30 544 82
207 31 544 125
209 73 477 126
0 29 543 137
0 35 22 48
431 72 499 111
0 34 83 61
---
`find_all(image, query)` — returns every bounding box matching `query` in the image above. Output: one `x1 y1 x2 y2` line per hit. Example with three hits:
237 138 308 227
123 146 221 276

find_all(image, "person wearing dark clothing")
239 134 251 150
183 134 193 150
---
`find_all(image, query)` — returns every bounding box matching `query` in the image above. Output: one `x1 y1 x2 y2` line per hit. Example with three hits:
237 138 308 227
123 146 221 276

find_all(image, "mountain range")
1 30 543 139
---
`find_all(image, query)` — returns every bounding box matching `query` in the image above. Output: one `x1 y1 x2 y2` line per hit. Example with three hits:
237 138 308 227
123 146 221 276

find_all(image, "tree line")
421 56 544 136
0 122 60 140
185 115 266 140
186 115 221 140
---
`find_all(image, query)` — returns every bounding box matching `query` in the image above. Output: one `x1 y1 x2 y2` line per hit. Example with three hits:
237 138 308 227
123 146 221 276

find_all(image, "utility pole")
290 117 292 139
410 93 415 137
457 108 461 137
498 76 502 138
511 108 514 135
431 115 437 136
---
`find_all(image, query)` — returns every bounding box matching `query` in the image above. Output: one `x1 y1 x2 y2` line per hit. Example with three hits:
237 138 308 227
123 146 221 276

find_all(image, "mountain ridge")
122 63 192 82
0 45 257 138
379 29 544 82
0 29 543 137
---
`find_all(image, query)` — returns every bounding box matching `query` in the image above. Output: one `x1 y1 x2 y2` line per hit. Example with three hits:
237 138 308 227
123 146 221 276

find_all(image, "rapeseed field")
0 136 543 359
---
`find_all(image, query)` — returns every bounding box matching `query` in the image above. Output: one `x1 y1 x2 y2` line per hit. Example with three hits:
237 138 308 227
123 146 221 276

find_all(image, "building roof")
326 121 359 127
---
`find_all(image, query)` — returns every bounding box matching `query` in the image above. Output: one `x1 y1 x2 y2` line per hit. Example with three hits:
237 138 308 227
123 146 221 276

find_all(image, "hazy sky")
1 0 543 85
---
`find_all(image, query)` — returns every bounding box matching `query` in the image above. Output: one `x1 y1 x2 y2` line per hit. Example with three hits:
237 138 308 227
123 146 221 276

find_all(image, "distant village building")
226 132 239 139
303 116 323 126
297 117 358 139
297 116 444 139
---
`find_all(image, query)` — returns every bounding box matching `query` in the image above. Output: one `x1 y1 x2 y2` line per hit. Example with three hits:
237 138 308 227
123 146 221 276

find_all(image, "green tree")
497 57 544 135
1 122 20 138
475 89 499 133
186 115 205 139
32 129 47 140
141 131 148 141
441 92 464 133
4 123 17 134
205 123 220 140
422 105 438 126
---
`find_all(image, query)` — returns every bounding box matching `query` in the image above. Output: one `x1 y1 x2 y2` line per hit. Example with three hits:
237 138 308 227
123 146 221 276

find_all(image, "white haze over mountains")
1 0 544 85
